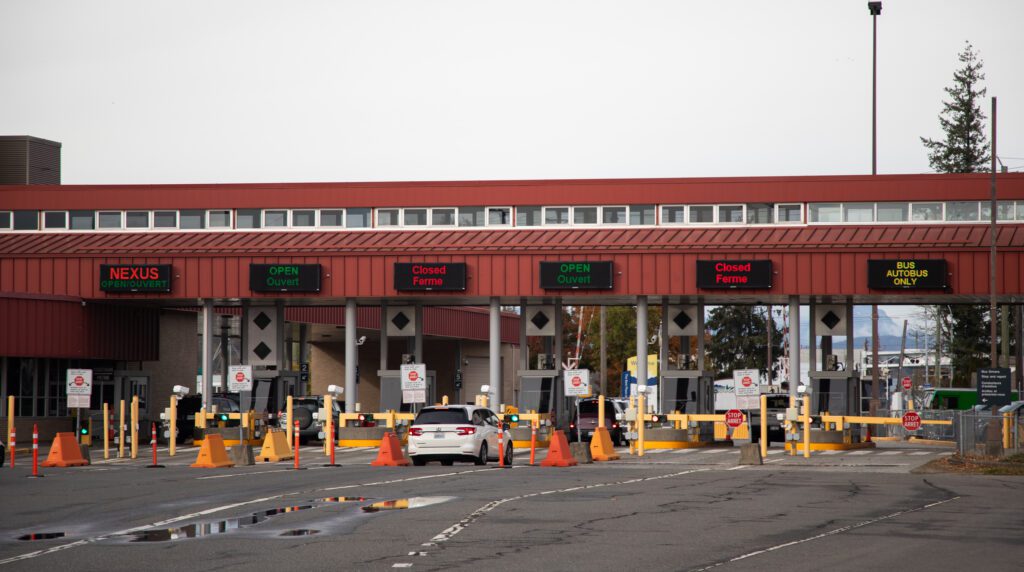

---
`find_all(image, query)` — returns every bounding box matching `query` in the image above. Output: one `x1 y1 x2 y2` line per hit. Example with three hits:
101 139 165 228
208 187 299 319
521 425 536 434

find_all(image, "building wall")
141 310 197 424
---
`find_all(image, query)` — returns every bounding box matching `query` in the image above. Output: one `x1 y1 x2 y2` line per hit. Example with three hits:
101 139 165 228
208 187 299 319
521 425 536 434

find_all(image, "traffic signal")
79 426 90 436
219 413 229 422
503 413 520 423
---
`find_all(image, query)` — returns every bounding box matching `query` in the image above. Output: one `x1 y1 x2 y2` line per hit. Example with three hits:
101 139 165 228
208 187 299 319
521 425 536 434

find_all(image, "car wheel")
503 443 513 466
441 459 454 466
412 457 427 466
474 443 488 466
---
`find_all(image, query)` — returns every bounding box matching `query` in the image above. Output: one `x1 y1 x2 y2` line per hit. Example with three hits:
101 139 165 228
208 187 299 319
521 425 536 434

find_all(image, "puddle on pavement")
17 532 66 541
318 497 367 503
128 505 314 542
280 529 320 537
361 497 455 513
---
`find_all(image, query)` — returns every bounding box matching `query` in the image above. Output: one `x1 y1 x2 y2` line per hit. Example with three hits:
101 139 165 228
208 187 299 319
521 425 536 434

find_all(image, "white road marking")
672 449 697 454
701 449 730 454
847 450 873 455
689 496 961 571
909 451 932 456
819 450 843 456
879 451 904 456
392 563 413 568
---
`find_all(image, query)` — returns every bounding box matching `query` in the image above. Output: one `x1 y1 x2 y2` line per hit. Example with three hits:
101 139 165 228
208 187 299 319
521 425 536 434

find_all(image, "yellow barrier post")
1004 413 1012 450
131 395 139 459
103 402 110 459
286 395 294 446
598 395 605 431
119 399 126 458
637 392 645 457
169 395 178 457
760 394 768 459
802 395 811 458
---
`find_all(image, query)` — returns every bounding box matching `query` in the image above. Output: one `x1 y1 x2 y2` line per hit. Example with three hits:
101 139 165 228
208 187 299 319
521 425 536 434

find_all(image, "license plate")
587 431 594 437
433 433 445 439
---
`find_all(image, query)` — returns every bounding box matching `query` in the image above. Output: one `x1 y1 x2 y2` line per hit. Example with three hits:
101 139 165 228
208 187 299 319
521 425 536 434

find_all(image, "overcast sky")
2 0 1023 184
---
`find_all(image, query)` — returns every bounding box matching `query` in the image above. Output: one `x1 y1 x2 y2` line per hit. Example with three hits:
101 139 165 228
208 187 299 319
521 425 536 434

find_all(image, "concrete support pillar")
489 298 501 408
201 299 214 410
637 296 648 391
696 304 706 371
414 304 424 365
845 304 855 373
519 299 528 372
659 301 669 377
554 299 564 425
808 300 817 373
345 299 357 412
789 297 801 400
380 303 389 372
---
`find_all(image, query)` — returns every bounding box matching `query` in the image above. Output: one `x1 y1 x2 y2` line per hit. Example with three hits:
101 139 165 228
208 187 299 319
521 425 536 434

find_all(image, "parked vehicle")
407 405 513 466
158 395 203 444
746 393 789 444
569 397 626 446
278 396 343 443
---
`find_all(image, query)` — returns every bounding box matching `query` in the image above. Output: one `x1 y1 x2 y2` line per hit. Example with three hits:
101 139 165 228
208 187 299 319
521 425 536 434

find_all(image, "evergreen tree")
920 42 990 173
705 305 783 381
941 305 990 386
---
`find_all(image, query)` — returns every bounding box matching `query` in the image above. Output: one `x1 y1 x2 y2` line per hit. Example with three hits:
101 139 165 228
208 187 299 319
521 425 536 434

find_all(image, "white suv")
407 405 513 466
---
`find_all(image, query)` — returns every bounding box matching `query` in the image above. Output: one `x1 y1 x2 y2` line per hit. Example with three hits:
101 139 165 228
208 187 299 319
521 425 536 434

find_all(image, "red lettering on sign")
572 376 581 387
412 265 447 275
741 376 752 387
725 409 744 428
902 411 922 431
236 371 245 382
74 375 84 386
409 371 419 381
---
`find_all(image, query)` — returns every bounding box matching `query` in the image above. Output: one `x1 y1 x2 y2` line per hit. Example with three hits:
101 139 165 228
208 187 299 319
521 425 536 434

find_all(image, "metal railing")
955 411 1023 458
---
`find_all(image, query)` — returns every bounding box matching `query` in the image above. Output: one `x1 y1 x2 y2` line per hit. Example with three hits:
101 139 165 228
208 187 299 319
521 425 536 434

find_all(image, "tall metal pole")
600 305 607 396
990 96 998 367
868 1 882 415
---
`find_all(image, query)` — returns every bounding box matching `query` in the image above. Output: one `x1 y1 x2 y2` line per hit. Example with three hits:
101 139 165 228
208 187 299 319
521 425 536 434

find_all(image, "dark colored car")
569 397 626 446
158 395 203 444
278 397 343 443
747 394 788 444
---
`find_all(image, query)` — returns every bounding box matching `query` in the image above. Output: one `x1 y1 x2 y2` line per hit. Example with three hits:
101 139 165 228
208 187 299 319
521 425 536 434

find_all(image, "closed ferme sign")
394 262 467 291
539 261 614 289
249 264 321 292
100 264 172 293
867 259 947 289
696 260 772 289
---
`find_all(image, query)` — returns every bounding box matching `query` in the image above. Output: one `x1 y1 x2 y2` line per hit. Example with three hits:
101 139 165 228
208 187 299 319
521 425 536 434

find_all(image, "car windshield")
578 401 608 416
414 409 470 425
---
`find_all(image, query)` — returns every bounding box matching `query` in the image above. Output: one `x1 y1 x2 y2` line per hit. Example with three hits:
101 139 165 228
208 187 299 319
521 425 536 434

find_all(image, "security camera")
172 385 190 397
357 336 367 346
327 384 344 396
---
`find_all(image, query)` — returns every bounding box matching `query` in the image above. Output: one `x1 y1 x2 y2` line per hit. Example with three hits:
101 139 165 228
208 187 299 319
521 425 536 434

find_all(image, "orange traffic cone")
191 434 235 468
256 430 293 463
370 432 411 467
541 430 578 467
589 427 620 462
41 432 89 467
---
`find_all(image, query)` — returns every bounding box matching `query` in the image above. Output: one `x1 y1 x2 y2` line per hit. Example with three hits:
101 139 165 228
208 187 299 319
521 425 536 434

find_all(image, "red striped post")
29 424 41 478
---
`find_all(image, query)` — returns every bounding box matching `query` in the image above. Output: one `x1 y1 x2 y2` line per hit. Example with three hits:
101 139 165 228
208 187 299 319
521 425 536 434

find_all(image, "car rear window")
414 409 470 425
578 401 600 414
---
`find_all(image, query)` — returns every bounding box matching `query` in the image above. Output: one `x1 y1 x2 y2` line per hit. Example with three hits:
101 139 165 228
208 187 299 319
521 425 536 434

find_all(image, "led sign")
696 260 772 289
539 261 614 290
394 263 467 291
99 264 172 293
249 264 321 293
867 259 947 289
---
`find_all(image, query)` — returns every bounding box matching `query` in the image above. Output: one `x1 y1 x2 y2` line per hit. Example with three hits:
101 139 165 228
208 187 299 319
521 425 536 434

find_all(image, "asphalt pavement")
0 441 1020 571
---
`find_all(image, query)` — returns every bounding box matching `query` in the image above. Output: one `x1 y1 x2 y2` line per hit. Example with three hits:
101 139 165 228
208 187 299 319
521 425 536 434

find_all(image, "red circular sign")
902 377 912 390
571 376 581 387
408 371 419 381
725 409 744 428
902 411 922 431
235 371 245 382
74 375 84 386
741 376 753 388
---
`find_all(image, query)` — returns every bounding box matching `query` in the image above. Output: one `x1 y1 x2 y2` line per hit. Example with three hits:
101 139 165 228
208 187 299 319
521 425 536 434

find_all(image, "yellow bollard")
119 399 126 459
169 395 178 457
802 395 811 459
637 392 646 457
131 395 139 459
760 394 768 459
286 395 294 446
598 395 605 432
1004 413 1013 450
103 402 110 459
442 395 449 406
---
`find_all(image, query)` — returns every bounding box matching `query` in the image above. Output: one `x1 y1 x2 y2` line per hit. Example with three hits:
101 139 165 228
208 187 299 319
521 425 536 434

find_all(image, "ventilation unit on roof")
0 136 61 185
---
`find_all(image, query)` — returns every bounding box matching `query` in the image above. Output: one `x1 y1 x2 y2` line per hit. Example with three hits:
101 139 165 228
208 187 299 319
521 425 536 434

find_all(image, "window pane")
602 206 627 224
718 205 744 224
431 208 455 226
876 202 908 222
689 205 714 223
629 205 655 225
126 211 149 228
458 207 484 227
44 211 66 229
574 207 597 224
208 210 231 228
844 203 874 222
778 204 802 222
320 209 343 227
347 208 370 228
404 208 427 226
154 211 177 228
265 210 288 227
179 209 205 229
292 210 315 227
746 203 773 224
98 211 122 229
808 203 841 223
1017 202 1024 221
488 207 510 225
545 207 569 225
0 211 10 228
70 210 95 230
237 209 261 229
662 206 685 223
980 200 1015 221
517 206 541 226
911 203 942 221
945 201 978 221
377 209 399 226
13 210 38 230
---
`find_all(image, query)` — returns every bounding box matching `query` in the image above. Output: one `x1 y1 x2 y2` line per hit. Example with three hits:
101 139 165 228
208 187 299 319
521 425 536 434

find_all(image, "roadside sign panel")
401 364 427 391
725 409 745 428
733 368 760 410
977 368 1012 407
901 411 922 431
901 376 912 390
228 365 253 392
67 368 93 409
564 369 591 397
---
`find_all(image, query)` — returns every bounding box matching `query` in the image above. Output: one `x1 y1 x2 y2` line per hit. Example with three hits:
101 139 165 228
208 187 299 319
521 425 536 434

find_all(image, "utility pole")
989 96 998 367
868 1 882 415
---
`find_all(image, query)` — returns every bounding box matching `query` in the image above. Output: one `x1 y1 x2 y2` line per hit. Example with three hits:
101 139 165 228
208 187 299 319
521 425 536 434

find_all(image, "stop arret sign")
572 376 582 387
74 375 85 386
235 371 245 382
902 411 922 431
725 409 745 428
741 376 753 388
902 377 912 390
409 370 419 381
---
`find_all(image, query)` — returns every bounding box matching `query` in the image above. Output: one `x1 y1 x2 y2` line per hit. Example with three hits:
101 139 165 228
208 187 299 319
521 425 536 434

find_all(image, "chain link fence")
955 411 1023 458
873 409 957 441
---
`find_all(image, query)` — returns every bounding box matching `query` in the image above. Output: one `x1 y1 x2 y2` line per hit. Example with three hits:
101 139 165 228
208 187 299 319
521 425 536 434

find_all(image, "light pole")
868 1 882 416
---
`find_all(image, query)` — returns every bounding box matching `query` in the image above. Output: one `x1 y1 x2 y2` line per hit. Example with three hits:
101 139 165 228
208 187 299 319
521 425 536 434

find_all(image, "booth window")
98 211 123 229
13 210 38 230
911 203 942 221
153 210 178 228
876 202 908 222
808 203 841 223
573 206 597 224
320 209 344 227
126 211 150 228
746 203 774 224
0 211 10 229
347 208 371 228
487 207 511 226
689 205 714 223
404 208 427 226
777 204 802 223
207 210 231 228
43 211 67 229
377 209 399 227
179 210 205 229
70 210 95 230
431 208 456 226
843 203 874 223
264 210 288 227
292 209 315 227
630 205 655 225
602 206 627 224
717 205 744 224
458 207 484 227
945 201 979 221
980 201 1015 221
544 207 569 225
662 206 685 224
516 206 541 226
236 209 261 229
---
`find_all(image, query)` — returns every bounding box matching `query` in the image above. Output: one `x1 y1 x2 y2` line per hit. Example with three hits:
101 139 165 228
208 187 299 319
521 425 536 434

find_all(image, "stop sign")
572 376 581 387
741 376 753 388
725 409 744 428
235 371 245 382
902 411 922 431
409 370 419 381
74 375 84 386
902 377 912 390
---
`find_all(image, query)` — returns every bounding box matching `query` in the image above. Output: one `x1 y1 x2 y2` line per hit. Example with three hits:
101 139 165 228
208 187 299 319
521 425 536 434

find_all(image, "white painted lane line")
646 449 669 454
909 451 933 456
879 451 904 456
819 450 843 455
672 449 697 454
701 449 730 454
392 564 413 568
847 450 873 455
